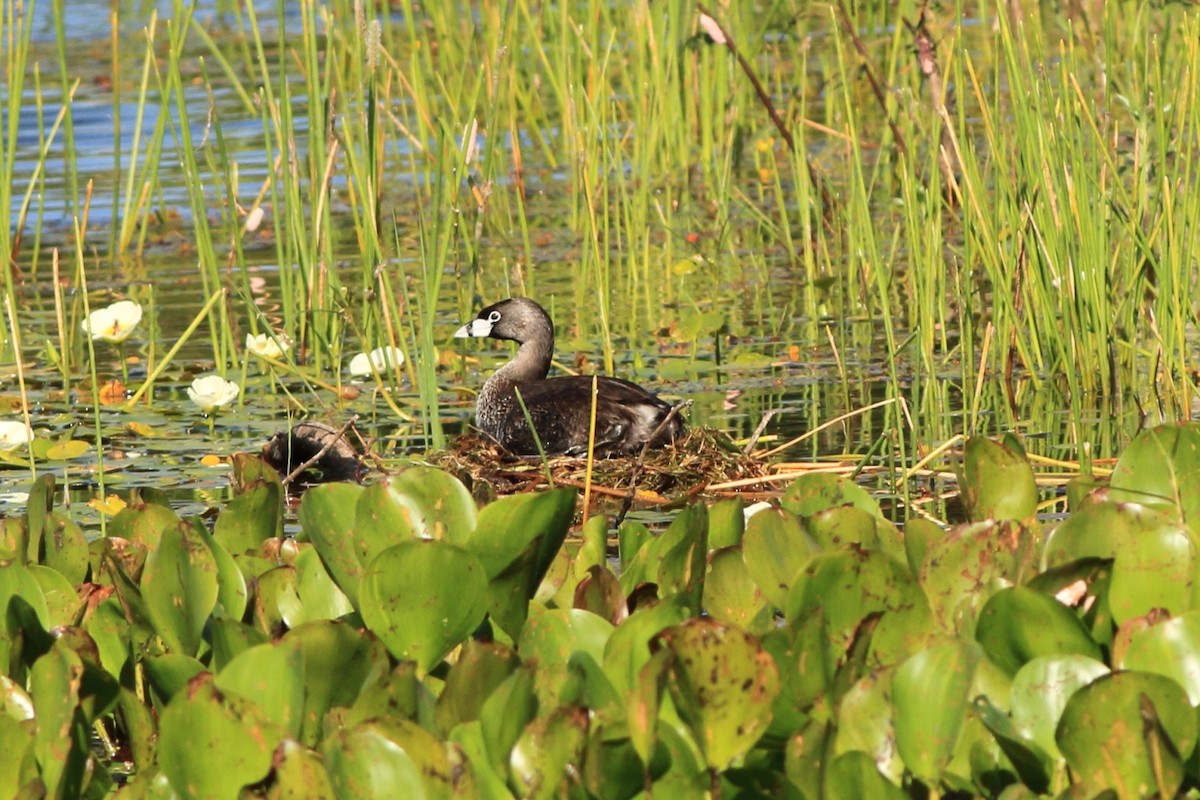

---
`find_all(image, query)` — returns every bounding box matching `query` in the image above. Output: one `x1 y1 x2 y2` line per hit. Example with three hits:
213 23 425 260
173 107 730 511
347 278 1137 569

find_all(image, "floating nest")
424 427 774 513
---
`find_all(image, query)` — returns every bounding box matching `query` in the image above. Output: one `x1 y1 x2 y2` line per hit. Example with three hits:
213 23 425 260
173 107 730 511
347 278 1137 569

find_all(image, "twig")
743 408 781 455
835 0 909 160
613 400 692 528
695 4 835 214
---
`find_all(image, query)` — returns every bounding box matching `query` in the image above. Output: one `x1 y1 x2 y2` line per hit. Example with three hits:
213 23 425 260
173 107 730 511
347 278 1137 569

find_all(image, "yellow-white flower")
0 420 32 451
349 346 405 377
83 300 143 343
187 375 240 412
246 332 291 359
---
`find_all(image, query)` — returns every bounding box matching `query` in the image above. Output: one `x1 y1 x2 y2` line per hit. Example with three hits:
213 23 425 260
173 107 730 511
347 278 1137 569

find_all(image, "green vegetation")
0 423 1197 796
2 1 1196 478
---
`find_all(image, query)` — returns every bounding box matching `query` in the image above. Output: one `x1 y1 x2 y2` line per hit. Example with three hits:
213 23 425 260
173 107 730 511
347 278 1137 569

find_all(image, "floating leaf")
215 642 305 739
280 621 391 747
1057 671 1197 797
510 705 589 799
1109 422 1200 524
892 641 980 785
786 549 932 669
919 519 1039 637
1121 612 1200 704
702 546 772 633
213 478 283 555
742 507 817 609
1010 654 1109 760
826 750 907 800
467 488 575 638
434 639 521 734
298 482 366 607
322 721 442 799
140 521 219 656
653 618 779 771
158 674 282 798
958 436 1038 522
519 608 614 708
975 587 1102 676
359 540 487 673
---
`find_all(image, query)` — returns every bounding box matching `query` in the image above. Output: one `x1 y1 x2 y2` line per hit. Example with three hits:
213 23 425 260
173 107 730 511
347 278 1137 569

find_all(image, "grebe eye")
488 311 501 323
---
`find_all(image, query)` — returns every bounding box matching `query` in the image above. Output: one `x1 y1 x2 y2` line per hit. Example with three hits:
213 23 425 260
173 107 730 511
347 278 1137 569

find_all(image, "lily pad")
958 436 1038 522
1109 422 1200 524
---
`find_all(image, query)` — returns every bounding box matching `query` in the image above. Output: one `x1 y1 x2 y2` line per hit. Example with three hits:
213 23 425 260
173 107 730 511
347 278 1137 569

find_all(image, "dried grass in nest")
424 427 773 510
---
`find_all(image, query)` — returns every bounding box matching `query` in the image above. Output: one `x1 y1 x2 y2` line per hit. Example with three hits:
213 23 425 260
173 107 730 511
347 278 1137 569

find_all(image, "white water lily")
187 375 240 412
245 331 291 359
349 346 405 377
0 420 32 451
83 300 143 343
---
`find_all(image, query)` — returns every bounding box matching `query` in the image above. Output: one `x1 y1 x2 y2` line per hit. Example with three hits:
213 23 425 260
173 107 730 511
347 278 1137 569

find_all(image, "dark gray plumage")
454 298 684 456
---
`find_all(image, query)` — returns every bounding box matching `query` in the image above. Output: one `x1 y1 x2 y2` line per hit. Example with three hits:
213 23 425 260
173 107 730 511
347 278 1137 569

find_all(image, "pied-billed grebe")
454 298 684 455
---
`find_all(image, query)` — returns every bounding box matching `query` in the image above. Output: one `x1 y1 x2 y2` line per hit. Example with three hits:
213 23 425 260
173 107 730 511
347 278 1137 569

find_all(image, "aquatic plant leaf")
143 653 206 703
919 519 1039 637
291 546 354 622
974 587 1102 676
298 482 366 607
652 618 780 772
0 560 52 636
140 521 219 656
448 721 513 799
1057 671 1196 797
802 504 881 551
322 721 435 799
573 565 628 626
1110 422 1200 524
1009 654 1109 761
376 467 478 543
785 549 933 669
272 739 336 798
627 647 668 767
279 620 391 747
479 665 538 780
1109 520 1194 625
958 436 1038 522
254 566 303 635
601 598 691 698
834 671 904 784
707 497 746 550
359 540 488 673
199 523 247 622
344 662 425 730
702 546 773 634
158 674 281 798
213 478 283 555
28 564 81 628
30 643 91 798
214 642 305 739
37 511 88 585
518 608 613 709
892 641 979 784
468 488 575 639
582 723 660 800
207 617 269 674
782 472 882 518
109 501 180 551
1121 612 1200 704
434 640 521 734
825 751 907 800
653 504 709 612
903 517 942 575
973 694 1052 793
510 705 589 800
742 507 816 609
0 713 34 799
